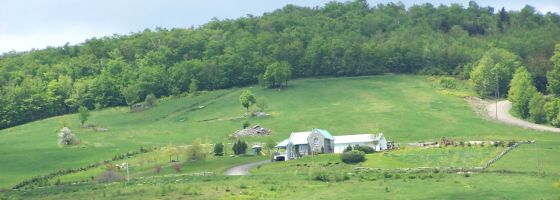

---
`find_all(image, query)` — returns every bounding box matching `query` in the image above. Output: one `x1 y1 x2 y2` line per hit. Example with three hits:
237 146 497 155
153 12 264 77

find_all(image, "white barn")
333 133 387 153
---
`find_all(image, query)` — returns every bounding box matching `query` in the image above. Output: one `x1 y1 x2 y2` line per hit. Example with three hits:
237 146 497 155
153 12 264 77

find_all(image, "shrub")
344 145 353 152
553 117 560 128
256 97 268 111
95 165 123 183
242 120 250 129
493 141 502 147
232 139 248 155
144 93 157 107
213 142 224 156
354 145 375 154
58 127 77 146
312 171 348 182
383 172 393 178
313 171 331 182
186 138 207 162
173 163 182 172
341 150 366 164
438 77 457 89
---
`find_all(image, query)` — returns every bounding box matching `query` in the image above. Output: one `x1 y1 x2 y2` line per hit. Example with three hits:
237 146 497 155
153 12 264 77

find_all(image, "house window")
313 137 319 146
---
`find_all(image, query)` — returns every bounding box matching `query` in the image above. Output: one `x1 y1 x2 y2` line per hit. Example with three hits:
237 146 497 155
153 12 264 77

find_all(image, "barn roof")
333 134 375 144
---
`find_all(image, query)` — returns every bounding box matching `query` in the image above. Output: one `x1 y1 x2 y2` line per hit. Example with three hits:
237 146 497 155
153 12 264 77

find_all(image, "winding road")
224 160 271 176
486 100 560 133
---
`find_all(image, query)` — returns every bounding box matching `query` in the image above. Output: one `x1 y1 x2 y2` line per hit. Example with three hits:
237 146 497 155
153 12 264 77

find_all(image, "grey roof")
289 131 312 145
275 139 290 148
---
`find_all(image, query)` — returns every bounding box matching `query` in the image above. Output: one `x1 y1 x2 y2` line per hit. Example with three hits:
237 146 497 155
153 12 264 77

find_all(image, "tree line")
1 0 560 129
471 44 560 126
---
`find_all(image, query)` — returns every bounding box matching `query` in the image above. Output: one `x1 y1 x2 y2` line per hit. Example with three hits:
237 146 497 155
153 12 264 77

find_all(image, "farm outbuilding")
333 133 387 153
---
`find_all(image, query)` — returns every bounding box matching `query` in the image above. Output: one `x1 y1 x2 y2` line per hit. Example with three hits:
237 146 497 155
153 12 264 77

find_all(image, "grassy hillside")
5 151 559 199
1 75 558 189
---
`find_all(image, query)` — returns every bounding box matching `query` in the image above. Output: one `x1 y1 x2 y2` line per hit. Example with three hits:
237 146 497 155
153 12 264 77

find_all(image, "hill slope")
0 75 558 188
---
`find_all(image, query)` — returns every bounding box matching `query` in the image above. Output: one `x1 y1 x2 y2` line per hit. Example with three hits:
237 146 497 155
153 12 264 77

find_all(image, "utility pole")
535 141 540 176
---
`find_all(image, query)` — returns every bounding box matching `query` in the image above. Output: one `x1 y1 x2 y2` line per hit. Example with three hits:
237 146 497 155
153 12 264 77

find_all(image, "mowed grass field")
252 146 504 177
5 152 559 200
1 75 559 189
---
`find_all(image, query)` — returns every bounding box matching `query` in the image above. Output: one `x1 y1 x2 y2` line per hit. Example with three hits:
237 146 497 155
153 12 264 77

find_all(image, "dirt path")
486 100 560 133
224 160 271 176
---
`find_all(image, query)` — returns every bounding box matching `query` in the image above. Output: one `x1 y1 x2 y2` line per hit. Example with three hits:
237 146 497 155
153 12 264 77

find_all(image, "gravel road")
486 100 560 133
224 160 271 176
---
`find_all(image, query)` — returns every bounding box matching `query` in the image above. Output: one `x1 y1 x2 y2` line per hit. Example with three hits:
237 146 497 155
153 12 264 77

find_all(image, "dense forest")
1 0 560 129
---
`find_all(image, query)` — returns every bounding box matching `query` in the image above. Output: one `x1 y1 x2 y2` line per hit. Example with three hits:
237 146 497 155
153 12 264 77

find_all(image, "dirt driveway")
486 100 560 133
224 160 271 176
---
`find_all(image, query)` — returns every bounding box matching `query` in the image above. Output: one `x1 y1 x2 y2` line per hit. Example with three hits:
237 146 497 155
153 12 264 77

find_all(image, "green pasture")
1 75 559 189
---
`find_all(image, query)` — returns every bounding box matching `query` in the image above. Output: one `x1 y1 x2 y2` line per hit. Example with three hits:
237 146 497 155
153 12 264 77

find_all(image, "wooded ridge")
1 0 559 129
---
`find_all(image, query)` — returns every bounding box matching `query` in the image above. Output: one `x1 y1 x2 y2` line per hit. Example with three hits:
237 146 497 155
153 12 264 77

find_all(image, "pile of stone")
234 125 272 137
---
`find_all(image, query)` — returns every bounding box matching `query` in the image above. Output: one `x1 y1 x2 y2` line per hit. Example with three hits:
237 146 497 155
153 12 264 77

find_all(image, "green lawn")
1 75 559 189
364 146 503 168
252 146 503 177
3 170 559 200
490 141 560 174
53 149 266 184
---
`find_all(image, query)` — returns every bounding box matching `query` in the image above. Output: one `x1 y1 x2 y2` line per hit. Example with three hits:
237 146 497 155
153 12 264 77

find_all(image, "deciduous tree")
186 138 207 162
470 48 519 98
78 106 90 127
548 44 560 96
528 92 546 123
508 67 537 119
239 90 256 112
256 96 268 112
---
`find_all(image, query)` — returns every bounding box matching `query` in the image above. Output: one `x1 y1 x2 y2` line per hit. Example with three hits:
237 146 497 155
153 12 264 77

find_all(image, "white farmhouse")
274 128 335 160
275 129 389 160
333 133 387 153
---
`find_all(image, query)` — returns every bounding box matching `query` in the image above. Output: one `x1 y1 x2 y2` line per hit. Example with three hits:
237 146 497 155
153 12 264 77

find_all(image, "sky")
1 0 558 54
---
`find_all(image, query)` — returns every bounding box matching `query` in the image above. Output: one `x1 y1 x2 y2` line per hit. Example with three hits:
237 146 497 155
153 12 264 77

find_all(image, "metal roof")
333 134 375 144
275 139 289 148
289 131 311 145
314 128 334 140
